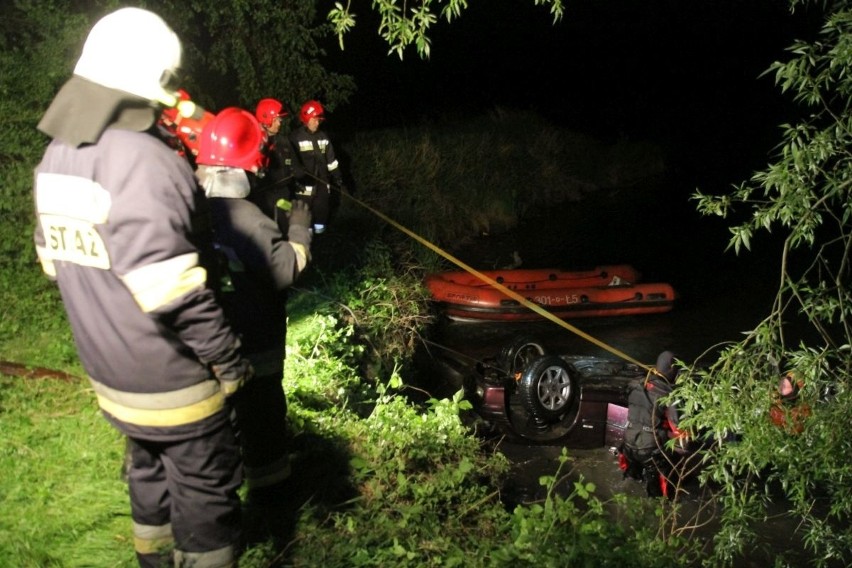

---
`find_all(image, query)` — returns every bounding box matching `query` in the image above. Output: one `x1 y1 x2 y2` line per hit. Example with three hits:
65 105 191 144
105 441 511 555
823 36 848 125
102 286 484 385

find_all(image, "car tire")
518 355 578 423
499 336 547 376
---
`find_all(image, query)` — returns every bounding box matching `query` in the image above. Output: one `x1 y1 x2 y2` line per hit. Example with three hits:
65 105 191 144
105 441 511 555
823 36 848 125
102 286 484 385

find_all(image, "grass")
0 250 694 568
0 374 133 566
0 268 83 373
0 109 697 567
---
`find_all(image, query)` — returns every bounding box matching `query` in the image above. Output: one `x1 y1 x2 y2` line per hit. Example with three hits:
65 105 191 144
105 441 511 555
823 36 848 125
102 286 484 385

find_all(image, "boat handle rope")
335 189 654 373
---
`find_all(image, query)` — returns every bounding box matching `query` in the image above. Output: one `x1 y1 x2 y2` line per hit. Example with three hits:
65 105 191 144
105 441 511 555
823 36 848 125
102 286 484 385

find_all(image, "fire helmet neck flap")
37 8 184 147
73 7 182 107
196 107 268 174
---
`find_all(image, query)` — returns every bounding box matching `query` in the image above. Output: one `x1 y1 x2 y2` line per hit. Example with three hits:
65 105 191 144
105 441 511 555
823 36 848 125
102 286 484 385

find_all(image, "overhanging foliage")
685 1 852 565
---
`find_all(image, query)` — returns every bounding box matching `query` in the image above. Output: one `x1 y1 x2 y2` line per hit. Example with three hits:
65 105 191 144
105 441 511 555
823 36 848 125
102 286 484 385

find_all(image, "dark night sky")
326 0 822 188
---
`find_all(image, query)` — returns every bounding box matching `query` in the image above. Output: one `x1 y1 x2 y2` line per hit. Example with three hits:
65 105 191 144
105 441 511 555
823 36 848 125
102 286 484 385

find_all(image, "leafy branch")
328 0 564 59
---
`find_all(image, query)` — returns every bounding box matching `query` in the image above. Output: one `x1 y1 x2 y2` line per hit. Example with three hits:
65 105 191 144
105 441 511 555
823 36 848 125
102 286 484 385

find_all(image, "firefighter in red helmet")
289 100 346 234
252 98 298 234
159 88 214 163
299 99 323 123
33 8 250 566
197 107 312 541
198 108 269 173
256 97 286 128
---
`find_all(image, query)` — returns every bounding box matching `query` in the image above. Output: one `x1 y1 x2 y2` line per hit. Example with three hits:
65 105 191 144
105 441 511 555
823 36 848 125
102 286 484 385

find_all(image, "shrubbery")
4 1 852 566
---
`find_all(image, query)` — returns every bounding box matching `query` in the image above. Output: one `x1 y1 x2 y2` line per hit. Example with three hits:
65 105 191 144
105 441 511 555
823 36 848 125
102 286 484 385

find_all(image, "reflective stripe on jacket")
288 125 343 188
90 377 225 427
33 129 239 439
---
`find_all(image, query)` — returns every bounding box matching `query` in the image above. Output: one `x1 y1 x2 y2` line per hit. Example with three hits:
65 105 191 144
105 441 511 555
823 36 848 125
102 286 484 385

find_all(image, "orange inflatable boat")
424 264 676 322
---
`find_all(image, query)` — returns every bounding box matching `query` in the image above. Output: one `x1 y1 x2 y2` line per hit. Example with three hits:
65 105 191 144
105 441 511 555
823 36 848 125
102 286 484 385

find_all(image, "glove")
287 199 312 230
210 340 254 397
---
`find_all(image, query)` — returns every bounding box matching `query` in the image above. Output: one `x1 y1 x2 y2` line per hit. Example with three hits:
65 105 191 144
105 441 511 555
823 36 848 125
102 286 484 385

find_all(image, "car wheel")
499 335 547 376
518 355 577 423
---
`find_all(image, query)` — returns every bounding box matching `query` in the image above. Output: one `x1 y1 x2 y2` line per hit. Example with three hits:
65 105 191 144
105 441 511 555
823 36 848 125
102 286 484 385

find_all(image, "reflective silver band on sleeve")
289 242 310 272
120 253 207 313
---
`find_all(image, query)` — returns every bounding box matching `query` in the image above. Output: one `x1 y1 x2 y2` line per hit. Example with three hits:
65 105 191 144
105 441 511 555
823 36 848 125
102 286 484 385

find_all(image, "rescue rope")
335 189 652 372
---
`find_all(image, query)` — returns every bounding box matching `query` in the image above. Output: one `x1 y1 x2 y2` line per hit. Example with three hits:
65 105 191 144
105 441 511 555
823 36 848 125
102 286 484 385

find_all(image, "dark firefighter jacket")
623 376 679 456
259 131 297 191
288 124 343 190
198 165 311 374
33 128 241 441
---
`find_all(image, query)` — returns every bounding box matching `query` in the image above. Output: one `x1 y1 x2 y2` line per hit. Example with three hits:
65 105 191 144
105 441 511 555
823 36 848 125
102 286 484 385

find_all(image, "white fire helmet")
73 8 181 107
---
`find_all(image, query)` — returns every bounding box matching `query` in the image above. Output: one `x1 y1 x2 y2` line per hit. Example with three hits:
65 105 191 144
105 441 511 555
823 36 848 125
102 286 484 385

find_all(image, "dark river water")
411 176 824 566
426 174 788 374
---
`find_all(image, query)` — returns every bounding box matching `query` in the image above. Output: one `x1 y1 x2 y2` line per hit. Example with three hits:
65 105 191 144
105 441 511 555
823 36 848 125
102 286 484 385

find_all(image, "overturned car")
464 337 649 447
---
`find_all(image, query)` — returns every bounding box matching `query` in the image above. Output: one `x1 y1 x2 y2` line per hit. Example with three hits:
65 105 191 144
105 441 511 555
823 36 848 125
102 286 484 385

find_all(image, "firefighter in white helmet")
33 8 249 567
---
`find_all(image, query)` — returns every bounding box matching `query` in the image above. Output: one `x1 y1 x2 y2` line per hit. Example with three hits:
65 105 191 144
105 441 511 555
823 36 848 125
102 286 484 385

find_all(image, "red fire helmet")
299 100 325 125
255 98 288 128
197 107 268 173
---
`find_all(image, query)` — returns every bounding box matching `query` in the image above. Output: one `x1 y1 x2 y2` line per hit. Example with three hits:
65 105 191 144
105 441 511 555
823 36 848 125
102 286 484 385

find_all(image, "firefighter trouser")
230 373 291 494
295 183 330 227
621 445 672 498
127 423 243 567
